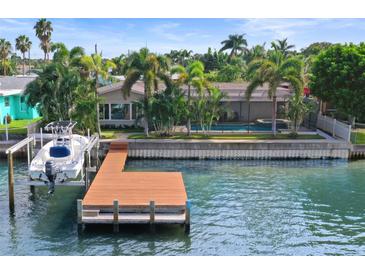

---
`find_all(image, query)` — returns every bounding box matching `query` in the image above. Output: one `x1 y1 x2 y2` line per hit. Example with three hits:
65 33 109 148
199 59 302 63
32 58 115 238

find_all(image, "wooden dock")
78 142 190 227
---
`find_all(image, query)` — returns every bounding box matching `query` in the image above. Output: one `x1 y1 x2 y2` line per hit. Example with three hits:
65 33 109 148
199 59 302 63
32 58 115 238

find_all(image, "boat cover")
50 146 71 158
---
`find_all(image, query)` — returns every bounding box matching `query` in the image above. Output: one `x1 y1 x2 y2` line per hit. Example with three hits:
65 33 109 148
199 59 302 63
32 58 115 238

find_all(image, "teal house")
0 76 40 124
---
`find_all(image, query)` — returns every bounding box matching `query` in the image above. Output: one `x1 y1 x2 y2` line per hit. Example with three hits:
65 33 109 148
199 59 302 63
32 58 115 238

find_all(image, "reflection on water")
0 158 364 255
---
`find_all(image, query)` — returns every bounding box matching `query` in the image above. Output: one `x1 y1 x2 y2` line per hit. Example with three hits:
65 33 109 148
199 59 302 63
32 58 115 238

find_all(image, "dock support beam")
185 200 191 233
8 153 15 214
113 200 119 233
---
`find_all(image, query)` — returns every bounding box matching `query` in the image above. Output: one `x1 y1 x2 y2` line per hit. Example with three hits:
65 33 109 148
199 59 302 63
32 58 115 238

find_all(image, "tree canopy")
310 43 365 121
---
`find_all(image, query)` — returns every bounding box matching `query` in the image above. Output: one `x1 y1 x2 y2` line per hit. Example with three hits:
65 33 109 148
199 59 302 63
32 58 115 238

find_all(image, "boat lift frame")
5 129 100 213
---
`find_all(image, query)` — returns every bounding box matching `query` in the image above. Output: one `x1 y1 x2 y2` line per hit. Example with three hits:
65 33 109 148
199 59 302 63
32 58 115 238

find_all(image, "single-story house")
97 80 293 127
0 76 40 124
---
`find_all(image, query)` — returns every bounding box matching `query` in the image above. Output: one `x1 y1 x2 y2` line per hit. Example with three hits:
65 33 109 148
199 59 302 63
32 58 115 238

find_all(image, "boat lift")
5 129 100 213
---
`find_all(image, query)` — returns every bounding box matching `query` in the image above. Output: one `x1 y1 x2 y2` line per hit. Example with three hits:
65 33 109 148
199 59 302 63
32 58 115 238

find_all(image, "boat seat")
50 146 71 158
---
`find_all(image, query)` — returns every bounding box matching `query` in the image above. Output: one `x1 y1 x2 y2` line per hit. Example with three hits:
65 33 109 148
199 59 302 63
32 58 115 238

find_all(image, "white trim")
129 103 132 120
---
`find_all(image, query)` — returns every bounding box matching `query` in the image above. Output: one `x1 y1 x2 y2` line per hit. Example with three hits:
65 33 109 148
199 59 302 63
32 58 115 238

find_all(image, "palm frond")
121 69 141 99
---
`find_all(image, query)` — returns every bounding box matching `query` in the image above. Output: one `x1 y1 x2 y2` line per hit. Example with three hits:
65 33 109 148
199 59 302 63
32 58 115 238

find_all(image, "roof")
97 80 293 102
0 75 37 96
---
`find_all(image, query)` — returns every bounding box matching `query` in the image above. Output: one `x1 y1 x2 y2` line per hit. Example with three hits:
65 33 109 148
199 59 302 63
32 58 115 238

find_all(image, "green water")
0 158 364 255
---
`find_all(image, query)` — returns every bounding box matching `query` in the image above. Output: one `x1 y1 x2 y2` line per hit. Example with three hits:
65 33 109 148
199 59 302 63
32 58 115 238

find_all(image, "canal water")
0 159 364 255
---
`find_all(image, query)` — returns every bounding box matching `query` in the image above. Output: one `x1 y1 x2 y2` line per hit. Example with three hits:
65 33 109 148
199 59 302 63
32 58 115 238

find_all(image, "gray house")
97 80 292 127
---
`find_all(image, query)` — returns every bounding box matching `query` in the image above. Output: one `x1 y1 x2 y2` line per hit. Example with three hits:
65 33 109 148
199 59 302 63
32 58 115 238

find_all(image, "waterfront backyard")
1 158 364 255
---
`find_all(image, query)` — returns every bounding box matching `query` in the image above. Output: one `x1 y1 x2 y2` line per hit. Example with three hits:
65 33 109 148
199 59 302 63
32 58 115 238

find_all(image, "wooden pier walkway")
78 142 189 227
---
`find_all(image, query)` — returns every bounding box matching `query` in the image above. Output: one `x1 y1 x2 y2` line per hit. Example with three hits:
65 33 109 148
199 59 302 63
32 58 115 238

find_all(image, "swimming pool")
191 122 288 131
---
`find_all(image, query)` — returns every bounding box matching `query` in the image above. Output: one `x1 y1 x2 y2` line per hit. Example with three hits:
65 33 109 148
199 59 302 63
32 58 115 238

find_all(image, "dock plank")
82 142 188 215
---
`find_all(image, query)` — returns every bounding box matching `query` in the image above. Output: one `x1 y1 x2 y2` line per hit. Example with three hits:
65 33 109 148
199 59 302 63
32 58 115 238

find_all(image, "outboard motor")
45 160 57 194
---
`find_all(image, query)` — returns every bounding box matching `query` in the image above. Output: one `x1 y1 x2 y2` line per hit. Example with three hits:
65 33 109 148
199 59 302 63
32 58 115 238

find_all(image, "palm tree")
243 43 266 64
34 18 53 61
15 35 32 75
246 51 303 135
271 38 295 57
0 39 12 76
80 53 115 135
219 34 248 60
51 42 85 67
171 61 206 136
121 47 170 136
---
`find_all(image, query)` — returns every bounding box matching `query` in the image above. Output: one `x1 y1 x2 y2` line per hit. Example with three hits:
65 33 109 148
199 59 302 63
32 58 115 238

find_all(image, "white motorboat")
29 121 89 193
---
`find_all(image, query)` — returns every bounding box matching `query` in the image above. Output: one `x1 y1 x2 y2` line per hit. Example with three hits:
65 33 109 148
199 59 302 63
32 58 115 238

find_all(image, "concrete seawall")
125 139 351 159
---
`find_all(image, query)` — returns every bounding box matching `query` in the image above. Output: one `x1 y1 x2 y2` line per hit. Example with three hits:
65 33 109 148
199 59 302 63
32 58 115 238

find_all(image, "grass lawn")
128 133 325 140
0 118 42 135
351 129 365 144
101 128 144 139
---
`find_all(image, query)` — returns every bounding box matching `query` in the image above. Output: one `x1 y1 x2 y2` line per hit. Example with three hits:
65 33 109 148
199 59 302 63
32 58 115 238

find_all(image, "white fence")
317 113 351 142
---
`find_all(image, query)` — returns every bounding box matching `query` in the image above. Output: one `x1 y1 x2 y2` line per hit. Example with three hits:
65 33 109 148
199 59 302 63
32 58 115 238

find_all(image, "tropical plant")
216 57 246 82
301 42 332 57
0 39 12 76
243 44 266 64
287 91 314 135
25 62 97 133
139 85 187 136
15 35 32 75
310 43 365 125
34 18 53 61
111 54 127 75
198 47 228 72
246 50 304 135
166 49 193 67
191 87 226 134
271 38 295 57
171 60 206 135
51 42 85 67
80 53 116 135
220 34 248 60
121 47 170 136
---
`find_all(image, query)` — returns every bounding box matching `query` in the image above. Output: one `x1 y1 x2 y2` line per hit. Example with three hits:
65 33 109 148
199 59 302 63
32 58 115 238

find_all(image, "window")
132 103 140 119
4 97 9 107
111 104 130 120
99 104 110 120
20 96 26 112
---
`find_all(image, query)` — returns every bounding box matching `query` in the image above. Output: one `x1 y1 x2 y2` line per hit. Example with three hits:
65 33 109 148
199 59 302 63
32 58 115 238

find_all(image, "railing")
317 113 351 142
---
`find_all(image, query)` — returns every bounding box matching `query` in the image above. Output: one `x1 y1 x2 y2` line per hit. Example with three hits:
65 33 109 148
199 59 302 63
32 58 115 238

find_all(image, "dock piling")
8 153 15 213
149 201 155 224
77 199 83 224
113 200 119 232
185 200 191 233
185 200 191 225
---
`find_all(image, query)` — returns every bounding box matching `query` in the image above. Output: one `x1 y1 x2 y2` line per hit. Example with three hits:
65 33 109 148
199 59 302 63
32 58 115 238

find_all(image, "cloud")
238 18 321 39
150 22 184 42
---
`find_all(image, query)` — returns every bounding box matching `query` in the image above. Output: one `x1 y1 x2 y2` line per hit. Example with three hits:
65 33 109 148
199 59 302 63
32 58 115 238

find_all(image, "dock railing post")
185 200 191 233
113 200 119 232
84 151 89 190
40 127 43 148
8 152 15 213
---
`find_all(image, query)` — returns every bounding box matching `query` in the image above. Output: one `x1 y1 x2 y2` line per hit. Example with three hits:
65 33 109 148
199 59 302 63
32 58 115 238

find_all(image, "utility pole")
95 44 98 55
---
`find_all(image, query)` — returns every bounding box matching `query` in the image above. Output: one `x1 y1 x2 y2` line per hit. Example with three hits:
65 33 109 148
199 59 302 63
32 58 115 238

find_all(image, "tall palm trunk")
3 59 6 76
22 52 25 75
272 95 277 136
187 84 191 136
28 50 30 75
143 83 149 136
95 73 102 136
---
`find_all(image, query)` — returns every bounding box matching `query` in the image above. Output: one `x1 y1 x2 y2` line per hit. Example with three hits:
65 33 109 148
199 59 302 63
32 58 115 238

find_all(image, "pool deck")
79 142 189 226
